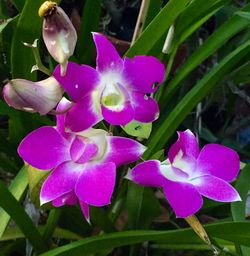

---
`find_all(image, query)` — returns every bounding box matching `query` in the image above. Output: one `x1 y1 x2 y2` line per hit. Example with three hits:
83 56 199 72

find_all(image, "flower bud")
39 1 77 75
3 77 64 115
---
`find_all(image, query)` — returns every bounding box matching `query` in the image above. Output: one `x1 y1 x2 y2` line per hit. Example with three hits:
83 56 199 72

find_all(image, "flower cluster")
4 2 241 222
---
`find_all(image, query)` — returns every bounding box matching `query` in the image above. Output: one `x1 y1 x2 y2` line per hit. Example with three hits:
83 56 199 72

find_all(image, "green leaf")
1 226 82 241
0 180 47 253
126 182 144 229
144 0 163 28
236 11 250 20
11 0 44 79
126 0 192 57
39 222 250 256
27 165 49 206
145 38 250 158
173 0 228 45
162 3 250 102
122 121 152 139
231 164 250 256
11 0 26 12
76 0 101 64
42 209 61 244
0 166 28 237
0 17 17 33
90 207 116 233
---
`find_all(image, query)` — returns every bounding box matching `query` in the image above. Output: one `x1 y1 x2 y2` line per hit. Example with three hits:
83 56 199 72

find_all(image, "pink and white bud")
39 2 77 75
3 77 64 115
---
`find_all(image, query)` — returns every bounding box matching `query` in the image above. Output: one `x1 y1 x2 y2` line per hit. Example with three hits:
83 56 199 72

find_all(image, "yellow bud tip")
38 1 57 17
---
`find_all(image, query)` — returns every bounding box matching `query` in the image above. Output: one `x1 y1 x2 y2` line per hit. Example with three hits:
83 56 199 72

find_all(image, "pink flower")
18 98 146 222
127 130 241 218
53 33 165 131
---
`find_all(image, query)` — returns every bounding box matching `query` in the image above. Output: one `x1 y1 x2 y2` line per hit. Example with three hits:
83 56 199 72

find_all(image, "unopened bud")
3 77 64 115
39 1 77 75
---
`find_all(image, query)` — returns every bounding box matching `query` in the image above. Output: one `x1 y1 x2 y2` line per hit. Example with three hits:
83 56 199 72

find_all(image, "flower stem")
185 215 219 254
131 0 150 45
185 215 211 244
23 39 51 76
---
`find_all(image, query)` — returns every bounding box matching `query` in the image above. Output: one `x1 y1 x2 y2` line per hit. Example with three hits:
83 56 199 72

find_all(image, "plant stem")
131 0 150 45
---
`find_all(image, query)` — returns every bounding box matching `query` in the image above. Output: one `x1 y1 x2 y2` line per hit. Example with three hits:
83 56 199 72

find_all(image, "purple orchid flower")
53 33 165 132
18 98 146 222
127 130 241 218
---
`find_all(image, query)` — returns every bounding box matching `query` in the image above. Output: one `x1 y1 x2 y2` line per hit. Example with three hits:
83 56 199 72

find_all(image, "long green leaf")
231 164 250 256
11 0 44 79
75 0 101 64
0 17 18 33
173 0 228 41
143 0 163 28
11 0 25 12
126 0 191 57
145 39 250 158
162 3 250 102
39 222 250 256
1 226 82 241
0 166 28 237
0 180 47 253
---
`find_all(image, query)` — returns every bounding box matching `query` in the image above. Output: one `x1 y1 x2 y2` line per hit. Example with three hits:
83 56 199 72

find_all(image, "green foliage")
1 0 250 255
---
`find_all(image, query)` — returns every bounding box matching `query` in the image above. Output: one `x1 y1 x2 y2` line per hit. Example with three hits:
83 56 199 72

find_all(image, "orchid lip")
101 83 126 111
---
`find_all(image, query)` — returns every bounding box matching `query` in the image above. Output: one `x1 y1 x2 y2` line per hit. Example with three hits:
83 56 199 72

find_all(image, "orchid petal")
79 201 90 223
104 136 146 167
92 33 123 73
101 101 134 125
52 191 78 207
163 180 203 218
53 62 100 102
18 126 70 170
56 97 72 136
75 162 116 206
168 130 199 163
70 136 98 164
3 77 63 115
65 94 102 132
132 92 159 123
40 161 83 205
191 175 241 202
77 128 108 161
127 160 165 187
197 144 240 182
123 56 165 93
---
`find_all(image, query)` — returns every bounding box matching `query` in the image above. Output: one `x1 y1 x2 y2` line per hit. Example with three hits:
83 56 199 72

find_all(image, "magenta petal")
40 161 83 205
163 180 203 218
168 130 200 163
192 175 241 202
132 92 159 123
104 136 146 167
123 56 165 94
53 62 100 102
52 191 78 207
79 201 90 223
197 144 240 182
18 126 70 170
70 136 98 164
92 33 123 73
75 162 116 206
65 94 102 132
101 101 134 125
127 160 165 187
56 97 72 136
